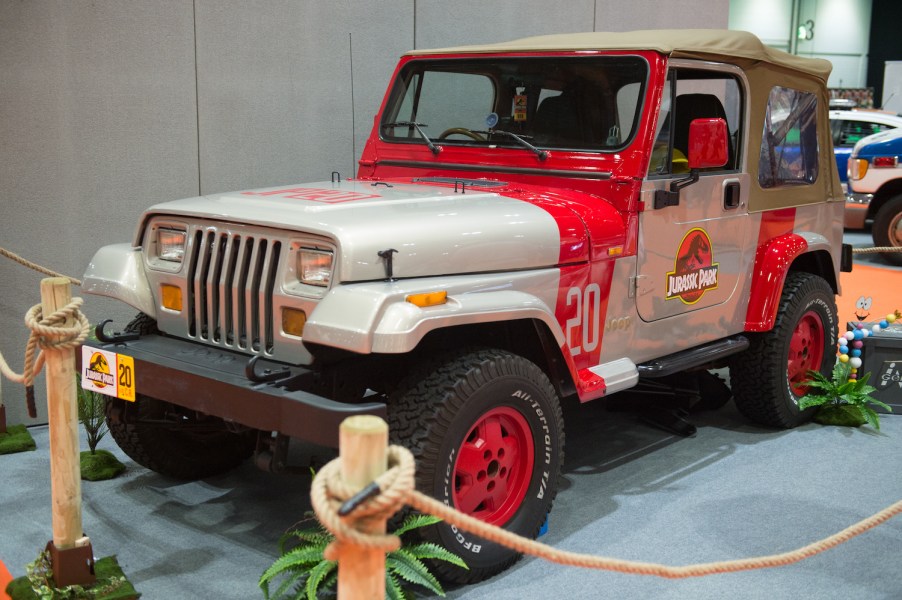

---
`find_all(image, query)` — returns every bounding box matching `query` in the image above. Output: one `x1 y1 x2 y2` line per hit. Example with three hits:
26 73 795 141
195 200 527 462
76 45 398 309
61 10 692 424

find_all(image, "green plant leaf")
260 546 326 587
799 394 830 410
385 572 407 600
392 513 443 537
868 397 893 412
305 560 337 600
404 542 468 569
387 549 445 595
860 406 881 430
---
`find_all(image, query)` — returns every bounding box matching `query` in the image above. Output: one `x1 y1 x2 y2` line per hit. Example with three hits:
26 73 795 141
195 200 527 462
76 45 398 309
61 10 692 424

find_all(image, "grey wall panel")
0 1 199 425
595 0 729 31
414 0 596 50
195 1 413 193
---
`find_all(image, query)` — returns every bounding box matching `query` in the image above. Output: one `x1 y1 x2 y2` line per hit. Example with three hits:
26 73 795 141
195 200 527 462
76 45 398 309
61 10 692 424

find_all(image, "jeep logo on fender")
665 228 719 304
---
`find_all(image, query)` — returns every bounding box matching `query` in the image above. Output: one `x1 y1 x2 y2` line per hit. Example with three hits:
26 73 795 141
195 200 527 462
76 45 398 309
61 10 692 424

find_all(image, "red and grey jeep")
82 30 851 582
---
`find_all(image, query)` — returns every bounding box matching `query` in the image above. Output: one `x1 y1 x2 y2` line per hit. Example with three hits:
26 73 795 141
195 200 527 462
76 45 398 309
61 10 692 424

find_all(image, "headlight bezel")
283 241 336 297
146 220 189 273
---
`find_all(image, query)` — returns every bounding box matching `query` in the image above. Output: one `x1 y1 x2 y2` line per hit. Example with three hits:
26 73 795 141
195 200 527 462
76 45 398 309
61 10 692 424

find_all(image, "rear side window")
759 86 819 188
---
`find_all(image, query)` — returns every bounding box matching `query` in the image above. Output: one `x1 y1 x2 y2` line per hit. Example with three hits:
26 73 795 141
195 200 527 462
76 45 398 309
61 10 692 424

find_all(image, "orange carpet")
838 263 902 327
0 559 12 600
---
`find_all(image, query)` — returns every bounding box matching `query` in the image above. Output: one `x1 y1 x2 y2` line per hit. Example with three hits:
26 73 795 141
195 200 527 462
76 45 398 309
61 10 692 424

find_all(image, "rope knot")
310 445 417 560
0 297 91 417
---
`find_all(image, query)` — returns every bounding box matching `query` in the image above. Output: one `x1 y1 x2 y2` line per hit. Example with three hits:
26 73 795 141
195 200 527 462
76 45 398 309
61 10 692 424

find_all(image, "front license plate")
81 346 136 402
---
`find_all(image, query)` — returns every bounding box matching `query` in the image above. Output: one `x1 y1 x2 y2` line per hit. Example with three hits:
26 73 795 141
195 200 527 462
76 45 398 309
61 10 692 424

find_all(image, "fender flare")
303 281 564 355
81 243 156 318
744 232 834 332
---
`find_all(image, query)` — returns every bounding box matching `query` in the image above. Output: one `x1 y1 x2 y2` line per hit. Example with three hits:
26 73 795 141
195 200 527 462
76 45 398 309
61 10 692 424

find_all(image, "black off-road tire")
730 272 837 428
388 348 564 584
106 313 255 479
872 195 902 266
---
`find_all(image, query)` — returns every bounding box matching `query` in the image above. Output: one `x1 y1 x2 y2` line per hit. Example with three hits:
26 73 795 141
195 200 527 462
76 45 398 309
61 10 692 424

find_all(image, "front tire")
106 395 255 479
872 195 902 266
731 272 837 428
107 313 255 479
388 348 564 584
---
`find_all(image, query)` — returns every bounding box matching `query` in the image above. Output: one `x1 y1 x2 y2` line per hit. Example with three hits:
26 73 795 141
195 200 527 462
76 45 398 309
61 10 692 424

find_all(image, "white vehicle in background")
847 127 902 264
831 110 902 229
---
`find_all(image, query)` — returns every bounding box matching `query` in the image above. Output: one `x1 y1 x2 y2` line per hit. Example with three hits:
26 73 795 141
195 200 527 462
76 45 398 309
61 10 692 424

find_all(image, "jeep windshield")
380 55 648 153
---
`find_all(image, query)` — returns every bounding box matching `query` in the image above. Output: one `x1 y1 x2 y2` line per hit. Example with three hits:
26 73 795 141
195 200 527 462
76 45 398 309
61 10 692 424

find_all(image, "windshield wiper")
473 129 548 161
382 121 441 155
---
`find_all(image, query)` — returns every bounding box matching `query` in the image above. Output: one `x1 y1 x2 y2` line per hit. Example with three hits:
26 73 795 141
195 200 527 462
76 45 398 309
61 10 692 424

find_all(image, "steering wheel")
438 127 485 141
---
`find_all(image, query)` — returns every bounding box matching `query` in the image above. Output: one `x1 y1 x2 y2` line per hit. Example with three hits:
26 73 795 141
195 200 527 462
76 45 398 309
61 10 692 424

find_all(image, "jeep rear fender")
744 232 834 332
303 271 565 355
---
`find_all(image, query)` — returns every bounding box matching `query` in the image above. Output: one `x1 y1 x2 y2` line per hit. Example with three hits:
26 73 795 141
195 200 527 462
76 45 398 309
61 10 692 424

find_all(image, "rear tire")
387 348 564 584
731 272 837 428
872 195 902 266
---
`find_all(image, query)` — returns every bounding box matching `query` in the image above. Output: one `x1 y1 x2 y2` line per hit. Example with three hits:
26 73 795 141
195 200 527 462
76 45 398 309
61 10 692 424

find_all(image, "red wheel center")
788 310 825 397
451 406 534 526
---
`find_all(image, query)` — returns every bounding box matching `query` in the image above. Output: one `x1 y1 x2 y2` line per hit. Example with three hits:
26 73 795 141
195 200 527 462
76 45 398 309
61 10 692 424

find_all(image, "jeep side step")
637 335 749 378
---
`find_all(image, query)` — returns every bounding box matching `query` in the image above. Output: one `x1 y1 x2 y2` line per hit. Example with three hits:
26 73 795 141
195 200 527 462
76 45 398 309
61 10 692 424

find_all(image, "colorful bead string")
837 310 901 380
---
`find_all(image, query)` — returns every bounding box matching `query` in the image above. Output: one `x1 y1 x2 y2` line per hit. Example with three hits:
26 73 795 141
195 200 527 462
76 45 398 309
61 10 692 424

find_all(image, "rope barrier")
851 246 902 255
0 246 81 286
311 444 902 580
0 297 91 417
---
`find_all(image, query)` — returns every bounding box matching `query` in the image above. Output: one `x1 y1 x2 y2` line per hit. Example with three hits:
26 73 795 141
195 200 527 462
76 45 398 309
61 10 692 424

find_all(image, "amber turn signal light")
282 307 307 337
161 284 182 312
406 291 448 307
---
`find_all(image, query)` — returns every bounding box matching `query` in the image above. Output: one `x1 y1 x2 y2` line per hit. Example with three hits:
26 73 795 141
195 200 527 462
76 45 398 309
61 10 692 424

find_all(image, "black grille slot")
186 228 282 355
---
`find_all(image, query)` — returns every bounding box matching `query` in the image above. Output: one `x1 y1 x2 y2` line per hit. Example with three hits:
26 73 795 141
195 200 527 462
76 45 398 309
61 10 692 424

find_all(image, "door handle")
723 180 741 210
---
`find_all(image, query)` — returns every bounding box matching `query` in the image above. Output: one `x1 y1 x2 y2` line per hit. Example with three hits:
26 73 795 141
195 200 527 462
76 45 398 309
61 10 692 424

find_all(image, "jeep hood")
142 181 615 281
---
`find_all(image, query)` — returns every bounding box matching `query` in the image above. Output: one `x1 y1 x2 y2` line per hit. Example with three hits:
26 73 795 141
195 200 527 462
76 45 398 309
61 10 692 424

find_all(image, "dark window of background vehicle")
833 119 896 147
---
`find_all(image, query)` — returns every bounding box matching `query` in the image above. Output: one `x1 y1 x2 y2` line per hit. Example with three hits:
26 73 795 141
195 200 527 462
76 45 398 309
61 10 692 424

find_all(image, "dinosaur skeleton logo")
665 228 719 304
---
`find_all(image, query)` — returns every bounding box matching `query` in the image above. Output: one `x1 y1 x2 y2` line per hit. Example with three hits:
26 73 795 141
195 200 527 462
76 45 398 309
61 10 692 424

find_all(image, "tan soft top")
408 29 832 83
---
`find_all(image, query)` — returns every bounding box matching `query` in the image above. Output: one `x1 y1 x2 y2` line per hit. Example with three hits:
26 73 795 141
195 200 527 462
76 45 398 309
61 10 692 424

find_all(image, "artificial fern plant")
800 362 893 429
259 513 467 600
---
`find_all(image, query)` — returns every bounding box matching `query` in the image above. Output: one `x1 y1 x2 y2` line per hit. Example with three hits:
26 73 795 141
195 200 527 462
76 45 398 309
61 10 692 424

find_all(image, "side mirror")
687 117 729 169
653 117 729 210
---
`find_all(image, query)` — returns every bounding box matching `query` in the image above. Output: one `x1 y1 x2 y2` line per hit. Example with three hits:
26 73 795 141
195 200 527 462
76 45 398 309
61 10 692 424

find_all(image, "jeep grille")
186 228 282 354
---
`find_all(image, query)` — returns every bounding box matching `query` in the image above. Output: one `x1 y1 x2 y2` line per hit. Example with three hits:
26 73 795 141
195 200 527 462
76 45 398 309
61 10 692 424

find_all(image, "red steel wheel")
452 406 534 526
788 310 825 396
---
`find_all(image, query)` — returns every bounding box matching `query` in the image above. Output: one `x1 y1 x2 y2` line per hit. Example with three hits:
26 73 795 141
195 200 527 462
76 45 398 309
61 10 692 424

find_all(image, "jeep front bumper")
89 334 386 448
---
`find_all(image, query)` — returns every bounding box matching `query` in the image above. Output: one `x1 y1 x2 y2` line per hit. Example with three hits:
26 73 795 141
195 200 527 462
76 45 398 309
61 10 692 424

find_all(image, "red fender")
744 233 808 332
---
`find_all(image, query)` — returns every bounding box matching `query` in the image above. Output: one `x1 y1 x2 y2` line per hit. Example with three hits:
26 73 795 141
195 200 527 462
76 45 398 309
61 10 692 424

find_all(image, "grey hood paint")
141 181 566 282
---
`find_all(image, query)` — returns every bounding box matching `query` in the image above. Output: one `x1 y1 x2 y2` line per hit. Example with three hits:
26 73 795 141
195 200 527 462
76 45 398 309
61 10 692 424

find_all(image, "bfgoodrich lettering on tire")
731 272 837 428
387 348 564 584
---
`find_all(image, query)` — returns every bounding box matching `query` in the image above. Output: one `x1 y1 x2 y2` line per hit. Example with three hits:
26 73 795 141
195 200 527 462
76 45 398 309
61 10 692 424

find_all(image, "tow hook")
94 319 139 343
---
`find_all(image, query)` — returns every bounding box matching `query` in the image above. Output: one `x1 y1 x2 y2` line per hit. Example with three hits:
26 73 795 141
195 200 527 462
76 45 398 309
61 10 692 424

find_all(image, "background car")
830 109 902 188
830 109 902 229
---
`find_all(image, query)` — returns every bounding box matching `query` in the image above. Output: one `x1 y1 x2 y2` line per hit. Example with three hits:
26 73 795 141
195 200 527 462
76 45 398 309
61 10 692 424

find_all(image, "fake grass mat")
0 425 36 455
80 450 125 481
6 556 138 600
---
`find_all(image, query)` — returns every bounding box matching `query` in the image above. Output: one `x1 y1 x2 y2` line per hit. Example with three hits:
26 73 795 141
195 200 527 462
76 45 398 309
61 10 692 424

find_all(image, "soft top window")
381 56 648 153
759 86 819 188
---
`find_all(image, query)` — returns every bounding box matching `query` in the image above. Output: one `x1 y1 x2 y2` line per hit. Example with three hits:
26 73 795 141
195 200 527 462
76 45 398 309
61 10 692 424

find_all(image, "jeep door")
636 63 751 329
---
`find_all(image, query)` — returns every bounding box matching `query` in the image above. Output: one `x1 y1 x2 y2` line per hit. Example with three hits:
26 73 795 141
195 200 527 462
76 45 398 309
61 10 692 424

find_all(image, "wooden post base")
47 539 95 588
0 404 6 434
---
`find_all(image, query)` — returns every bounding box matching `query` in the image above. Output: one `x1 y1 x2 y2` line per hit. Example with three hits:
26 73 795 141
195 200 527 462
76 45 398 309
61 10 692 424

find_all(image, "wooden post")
337 415 389 599
41 277 94 586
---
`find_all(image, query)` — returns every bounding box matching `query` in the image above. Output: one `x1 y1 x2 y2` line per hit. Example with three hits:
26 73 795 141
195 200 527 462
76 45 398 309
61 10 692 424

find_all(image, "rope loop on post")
0 297 91 417
311 445 416 560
